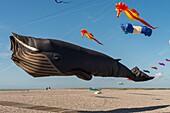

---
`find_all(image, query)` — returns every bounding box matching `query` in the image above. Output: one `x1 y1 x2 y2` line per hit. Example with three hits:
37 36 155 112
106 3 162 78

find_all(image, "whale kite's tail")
129 66 154 82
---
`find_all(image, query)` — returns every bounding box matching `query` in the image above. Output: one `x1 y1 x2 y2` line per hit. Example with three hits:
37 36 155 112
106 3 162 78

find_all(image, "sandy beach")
0 89 169 113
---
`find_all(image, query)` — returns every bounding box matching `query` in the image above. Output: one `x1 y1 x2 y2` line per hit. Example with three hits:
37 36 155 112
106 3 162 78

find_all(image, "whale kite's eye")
54 56 60 60
53 54 61 61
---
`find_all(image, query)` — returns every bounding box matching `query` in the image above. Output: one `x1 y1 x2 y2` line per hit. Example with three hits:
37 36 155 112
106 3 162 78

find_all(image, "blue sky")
0 0 170 89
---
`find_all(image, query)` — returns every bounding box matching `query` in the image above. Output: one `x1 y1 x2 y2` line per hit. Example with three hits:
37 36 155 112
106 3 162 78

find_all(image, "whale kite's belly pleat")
12 50 62 77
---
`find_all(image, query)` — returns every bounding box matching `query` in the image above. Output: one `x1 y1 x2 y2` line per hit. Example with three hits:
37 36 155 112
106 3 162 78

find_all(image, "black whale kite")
10 33 154 82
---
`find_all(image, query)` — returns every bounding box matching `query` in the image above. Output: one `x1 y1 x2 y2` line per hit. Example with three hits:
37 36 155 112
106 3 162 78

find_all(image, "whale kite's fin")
70 70 92 80
76 71 92 80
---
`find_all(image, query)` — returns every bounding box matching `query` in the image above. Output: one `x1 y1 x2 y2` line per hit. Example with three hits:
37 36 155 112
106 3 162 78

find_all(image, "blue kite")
120 23 152 37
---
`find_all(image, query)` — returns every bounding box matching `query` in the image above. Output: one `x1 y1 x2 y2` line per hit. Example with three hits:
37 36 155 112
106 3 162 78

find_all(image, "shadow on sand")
0 101 169 113
94 96 119 99
129 93 155 96
79 105 170 113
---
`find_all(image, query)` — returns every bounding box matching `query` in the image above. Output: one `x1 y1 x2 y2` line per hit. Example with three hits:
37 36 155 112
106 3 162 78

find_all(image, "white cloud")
154 72 163 78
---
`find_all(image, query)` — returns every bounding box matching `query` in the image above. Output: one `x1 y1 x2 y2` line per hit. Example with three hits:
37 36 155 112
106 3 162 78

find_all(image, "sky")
0 0 170 89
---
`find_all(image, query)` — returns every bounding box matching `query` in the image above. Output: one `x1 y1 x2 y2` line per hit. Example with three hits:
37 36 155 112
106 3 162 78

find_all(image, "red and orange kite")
115 2 157 29
81 29 103 45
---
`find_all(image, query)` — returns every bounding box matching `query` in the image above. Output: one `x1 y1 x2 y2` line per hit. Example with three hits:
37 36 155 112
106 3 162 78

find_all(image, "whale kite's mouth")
10 33 63 77
10 33 39 52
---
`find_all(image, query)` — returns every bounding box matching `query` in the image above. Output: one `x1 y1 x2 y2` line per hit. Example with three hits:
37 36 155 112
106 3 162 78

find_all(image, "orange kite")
151 66 157 70
81 29 103 45
115 2 157 29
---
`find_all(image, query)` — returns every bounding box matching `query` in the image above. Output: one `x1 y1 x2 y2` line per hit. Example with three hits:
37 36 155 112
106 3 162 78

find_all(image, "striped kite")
120 23 152 36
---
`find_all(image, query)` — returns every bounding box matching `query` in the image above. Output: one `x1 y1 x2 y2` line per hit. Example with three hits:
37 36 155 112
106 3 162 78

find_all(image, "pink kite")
158 62 165 66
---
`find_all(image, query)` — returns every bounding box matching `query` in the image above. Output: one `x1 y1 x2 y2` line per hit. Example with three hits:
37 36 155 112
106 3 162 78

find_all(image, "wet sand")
0 89 169 113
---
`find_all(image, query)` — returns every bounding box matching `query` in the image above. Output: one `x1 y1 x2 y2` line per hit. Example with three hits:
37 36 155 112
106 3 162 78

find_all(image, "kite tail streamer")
138 19 158 29
126 9 158 29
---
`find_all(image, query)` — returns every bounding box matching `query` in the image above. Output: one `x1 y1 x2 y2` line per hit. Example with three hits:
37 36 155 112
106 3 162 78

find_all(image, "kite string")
140 44 170 73
57 0 114 39
142 45 168 66
3 0 108 31
51 0 112 23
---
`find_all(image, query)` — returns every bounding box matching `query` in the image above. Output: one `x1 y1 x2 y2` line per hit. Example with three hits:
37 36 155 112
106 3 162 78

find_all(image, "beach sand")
0 89 169 113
